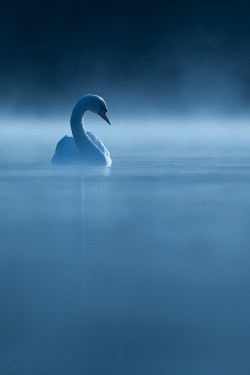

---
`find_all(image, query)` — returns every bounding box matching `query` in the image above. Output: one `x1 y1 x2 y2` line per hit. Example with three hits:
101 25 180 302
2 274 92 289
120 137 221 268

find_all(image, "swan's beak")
100 112 111 125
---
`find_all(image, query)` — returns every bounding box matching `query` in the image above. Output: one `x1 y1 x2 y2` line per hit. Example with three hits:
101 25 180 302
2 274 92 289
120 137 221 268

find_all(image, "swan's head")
83 94 111 125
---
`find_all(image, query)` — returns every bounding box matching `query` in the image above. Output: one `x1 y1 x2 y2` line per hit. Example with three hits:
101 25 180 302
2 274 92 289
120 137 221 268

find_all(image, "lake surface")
1 121 250 374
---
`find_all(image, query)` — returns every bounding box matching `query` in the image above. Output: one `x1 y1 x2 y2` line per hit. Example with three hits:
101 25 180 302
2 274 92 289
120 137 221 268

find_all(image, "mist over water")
1 116 250 374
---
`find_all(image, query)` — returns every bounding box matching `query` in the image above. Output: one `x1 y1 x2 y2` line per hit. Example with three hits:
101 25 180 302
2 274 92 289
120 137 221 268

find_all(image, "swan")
51 94 112 166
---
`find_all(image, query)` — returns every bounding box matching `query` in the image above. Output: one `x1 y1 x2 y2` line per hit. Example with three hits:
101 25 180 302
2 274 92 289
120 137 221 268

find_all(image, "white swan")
51 94 112 166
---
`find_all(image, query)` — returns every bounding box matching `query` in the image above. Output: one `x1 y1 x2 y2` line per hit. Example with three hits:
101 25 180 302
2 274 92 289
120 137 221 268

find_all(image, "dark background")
1 0 250 116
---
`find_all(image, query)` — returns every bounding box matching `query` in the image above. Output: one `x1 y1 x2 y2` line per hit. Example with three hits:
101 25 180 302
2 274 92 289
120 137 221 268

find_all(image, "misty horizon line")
1 98 250 120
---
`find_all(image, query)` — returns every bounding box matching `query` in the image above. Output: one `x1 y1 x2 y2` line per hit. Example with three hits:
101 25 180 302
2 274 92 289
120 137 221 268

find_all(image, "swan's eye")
100 108 107 116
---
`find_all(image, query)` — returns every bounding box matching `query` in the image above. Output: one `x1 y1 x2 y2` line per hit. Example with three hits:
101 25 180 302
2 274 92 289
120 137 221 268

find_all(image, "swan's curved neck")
70 100 89 152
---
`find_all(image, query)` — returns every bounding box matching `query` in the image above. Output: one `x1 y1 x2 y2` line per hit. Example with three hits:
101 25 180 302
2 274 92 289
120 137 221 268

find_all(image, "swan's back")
51 136 80 165
51 134 112 166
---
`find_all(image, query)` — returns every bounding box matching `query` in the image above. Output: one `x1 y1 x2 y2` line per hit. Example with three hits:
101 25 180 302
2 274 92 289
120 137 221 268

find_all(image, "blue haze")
1 118 250 374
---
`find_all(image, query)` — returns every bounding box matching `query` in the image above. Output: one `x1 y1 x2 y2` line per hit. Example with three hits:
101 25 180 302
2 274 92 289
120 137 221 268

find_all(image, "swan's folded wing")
87 131 110 156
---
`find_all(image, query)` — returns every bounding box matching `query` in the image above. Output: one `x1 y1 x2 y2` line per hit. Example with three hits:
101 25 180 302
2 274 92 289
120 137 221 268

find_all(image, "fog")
2 116 250 162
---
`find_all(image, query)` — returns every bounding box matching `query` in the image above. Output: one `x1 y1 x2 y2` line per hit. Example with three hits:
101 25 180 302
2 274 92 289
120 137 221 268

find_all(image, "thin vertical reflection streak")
97 173 110 275
79 169 111 298
81 176 85 255
79 176 86 310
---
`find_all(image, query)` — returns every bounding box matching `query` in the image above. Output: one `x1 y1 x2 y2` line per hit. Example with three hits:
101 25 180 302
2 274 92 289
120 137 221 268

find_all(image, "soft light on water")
1 119 250 374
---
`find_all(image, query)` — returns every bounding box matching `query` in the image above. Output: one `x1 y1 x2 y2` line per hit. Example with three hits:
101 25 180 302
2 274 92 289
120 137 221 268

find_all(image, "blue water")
1 122 250 374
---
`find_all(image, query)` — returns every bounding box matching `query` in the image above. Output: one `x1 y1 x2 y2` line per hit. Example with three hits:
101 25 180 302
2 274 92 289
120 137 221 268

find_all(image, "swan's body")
51 95 112 166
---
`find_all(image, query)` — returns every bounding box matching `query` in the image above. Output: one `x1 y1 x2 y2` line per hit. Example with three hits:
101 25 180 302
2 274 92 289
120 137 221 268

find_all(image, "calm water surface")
1 123 250 374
